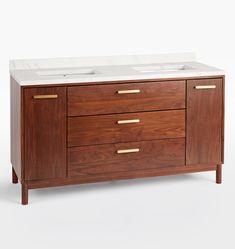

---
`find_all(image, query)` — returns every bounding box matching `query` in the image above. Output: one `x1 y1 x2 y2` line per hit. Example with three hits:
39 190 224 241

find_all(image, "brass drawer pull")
33 94 58 99
194 85 216 90
117 119 140 124
117 89 140 94
117 148 140 154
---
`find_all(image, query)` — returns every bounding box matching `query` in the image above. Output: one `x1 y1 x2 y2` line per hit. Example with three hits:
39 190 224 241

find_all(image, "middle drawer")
68 110 185 147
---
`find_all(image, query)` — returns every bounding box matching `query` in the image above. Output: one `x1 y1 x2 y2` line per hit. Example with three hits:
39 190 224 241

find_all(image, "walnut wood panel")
67 80 185 116
68 110 185 147
24 87 67 180
221 76 225 163
10 77 22 181
186 78 223 165
10 74 225 204
27 164 217 189
68 138 185 177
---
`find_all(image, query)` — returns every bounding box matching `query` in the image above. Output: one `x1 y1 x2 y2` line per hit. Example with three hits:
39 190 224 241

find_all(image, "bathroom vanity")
10 53 225 204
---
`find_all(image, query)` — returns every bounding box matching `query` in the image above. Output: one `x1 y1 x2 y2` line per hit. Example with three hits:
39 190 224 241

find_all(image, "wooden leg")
216 164 222 184
12 167 18 184
22 184 28 205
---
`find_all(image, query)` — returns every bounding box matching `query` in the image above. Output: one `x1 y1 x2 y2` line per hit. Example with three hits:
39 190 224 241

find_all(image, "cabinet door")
24 87 66 181
186 79 223 165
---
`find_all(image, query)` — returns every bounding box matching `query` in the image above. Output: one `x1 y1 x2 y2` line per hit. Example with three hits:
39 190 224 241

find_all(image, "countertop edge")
11 71 225 87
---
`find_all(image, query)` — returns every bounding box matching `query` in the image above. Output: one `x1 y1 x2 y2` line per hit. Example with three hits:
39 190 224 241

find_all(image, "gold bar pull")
117 89 140 94
195 85 216 90
33 94 58 99
117 119 140 125
117 148 140 154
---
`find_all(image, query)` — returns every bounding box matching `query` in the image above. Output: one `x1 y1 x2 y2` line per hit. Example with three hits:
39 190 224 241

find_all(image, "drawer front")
68 138 185 176
67 81 185 116
68 110 185 147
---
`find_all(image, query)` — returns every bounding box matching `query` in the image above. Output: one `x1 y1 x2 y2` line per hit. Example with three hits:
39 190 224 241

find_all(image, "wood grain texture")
68 138 185 176
186 78 223 165
26 164 217 189
68 81 185 116
68 110 185 147
10 75 225 204
24 87 67 181
10 77 22 181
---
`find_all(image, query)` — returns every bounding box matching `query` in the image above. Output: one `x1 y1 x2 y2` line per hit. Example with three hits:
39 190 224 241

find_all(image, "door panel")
186 79 223 165
24 87 66 180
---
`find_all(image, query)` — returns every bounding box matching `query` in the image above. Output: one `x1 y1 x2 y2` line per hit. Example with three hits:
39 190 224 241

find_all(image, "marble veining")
9 53 224 86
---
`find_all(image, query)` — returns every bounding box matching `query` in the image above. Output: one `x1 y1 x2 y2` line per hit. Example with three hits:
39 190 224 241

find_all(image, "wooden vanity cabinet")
10 76 224 205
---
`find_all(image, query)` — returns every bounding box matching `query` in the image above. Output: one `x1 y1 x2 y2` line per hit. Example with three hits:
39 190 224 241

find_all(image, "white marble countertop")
9 53 224 86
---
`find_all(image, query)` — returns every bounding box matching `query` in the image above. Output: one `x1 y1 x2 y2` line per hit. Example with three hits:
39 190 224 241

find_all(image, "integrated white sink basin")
133 64 193 73
36 68 99 78
9 53 224 85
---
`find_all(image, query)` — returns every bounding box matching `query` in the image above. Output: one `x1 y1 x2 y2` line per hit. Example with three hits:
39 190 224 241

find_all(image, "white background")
0 0 235 248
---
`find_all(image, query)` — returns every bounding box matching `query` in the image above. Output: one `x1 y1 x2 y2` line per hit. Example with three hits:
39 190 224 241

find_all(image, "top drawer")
67 81 185 116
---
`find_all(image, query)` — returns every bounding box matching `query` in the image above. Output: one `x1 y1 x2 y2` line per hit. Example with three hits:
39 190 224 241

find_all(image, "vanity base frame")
10 75 225 205
12 164 222 205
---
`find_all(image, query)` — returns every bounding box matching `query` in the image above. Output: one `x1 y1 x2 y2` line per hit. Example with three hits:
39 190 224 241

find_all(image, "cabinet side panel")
186 78 223 165
10 77 22 181
24 87 67 181
221 76 225 163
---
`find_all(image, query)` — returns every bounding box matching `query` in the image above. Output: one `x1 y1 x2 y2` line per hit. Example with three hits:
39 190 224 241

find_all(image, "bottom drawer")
68 138 185 177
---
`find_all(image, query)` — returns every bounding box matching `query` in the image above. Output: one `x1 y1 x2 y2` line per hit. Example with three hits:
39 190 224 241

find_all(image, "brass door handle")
117 119 140 124
117 89 140 94
33 94 58 99
194 85 216 89
117 148 140 154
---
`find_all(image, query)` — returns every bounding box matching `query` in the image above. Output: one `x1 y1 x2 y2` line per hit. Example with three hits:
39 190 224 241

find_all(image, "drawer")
68 138 185 177
67 81 185 116
68 110 185 147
